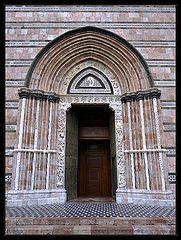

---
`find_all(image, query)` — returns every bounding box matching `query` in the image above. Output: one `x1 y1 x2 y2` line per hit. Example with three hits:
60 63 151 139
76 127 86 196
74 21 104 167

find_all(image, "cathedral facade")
5 5 176 207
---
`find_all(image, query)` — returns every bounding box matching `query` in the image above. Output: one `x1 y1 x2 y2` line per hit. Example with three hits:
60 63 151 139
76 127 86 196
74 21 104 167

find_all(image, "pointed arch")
67 67 113 94
25 26 154 94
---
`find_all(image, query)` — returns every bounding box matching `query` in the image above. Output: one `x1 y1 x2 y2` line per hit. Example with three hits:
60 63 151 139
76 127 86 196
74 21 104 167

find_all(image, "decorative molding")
146 60 176 67
6 60 33 66
6 41 49 47
59 95 122 104
154 80 176 87
5 59 176 68
161 101 176 109
5 101 19 109
5 148 14 156
13 149 57 153
168 173 176 184
6 40 176 48
60 60 121 95
56 95 124 190
18 88 60 102
110 102 126 189
166 148 176 156
68 67 113 94
6 22 175 29
129 41 175 48
5 5 176 12
56 102 71 188
163 123 176 132
6 124 17 132
6 80 25 87
5 173 12 184
124 148 167 153
121 88 161 102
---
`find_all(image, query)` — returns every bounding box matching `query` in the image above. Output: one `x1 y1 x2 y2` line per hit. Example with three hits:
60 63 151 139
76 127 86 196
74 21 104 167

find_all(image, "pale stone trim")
46 101 53 189
14 98 26 190
124 149 167 153
5 101 19 109
6 40 176 48
31 100 40 190
5 124 17 132
146 60 176 67
110 103 126 190
5 59 176 67
154 80 176 87
5 5 176 13
13 149 57 153
153 97 166 191
6 22 175 29
56 103 71 188
127 101 136 189
139 99 150 190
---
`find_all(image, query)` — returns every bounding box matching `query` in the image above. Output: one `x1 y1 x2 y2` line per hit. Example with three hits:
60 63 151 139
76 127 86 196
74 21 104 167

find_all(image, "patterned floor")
6 202 175 218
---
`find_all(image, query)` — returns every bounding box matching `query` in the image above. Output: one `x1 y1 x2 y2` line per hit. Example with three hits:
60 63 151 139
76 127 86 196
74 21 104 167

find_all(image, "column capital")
18 87 30 99
121 88 161 102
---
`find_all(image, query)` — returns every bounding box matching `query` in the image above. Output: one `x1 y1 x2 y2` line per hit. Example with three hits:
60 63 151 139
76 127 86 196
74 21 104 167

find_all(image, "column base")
116 189 175 207
6 189 67 207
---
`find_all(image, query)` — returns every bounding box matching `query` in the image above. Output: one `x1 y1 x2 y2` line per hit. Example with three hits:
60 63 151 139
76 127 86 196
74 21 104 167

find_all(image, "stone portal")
6 27 174 207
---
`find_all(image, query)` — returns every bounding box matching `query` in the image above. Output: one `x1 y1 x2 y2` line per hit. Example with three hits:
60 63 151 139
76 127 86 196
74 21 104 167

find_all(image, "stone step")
6 216 176 235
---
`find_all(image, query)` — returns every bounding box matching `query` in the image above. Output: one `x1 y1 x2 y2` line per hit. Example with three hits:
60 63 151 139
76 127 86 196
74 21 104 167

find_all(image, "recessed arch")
67 67 113 94
25 26 154 94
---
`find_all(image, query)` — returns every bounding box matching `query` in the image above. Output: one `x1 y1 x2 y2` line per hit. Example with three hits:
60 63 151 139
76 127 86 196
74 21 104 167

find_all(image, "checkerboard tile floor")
6 202 175 218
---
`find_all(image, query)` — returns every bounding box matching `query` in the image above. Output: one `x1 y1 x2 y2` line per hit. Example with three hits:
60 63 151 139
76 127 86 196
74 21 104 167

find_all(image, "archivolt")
25 26 153 94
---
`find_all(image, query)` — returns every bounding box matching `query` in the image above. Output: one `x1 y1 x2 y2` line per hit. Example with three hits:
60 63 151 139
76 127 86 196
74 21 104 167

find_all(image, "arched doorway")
7 27 173 206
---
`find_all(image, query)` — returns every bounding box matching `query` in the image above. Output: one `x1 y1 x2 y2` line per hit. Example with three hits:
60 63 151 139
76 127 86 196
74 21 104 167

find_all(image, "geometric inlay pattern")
6 202 175 218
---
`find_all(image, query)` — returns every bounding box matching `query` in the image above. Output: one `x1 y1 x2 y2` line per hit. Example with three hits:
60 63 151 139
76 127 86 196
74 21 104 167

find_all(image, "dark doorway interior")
66 105 116 200
77 106 111 198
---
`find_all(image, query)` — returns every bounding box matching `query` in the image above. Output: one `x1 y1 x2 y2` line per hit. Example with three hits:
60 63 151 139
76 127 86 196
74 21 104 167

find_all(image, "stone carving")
59 60 121 95
110 103 126 189
57 95 125 190
18 87 60 102
121 88 161 102
57 102 71 188
68 67 113 94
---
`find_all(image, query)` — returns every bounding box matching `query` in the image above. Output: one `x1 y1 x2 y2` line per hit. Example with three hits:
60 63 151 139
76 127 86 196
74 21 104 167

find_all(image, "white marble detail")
14 98 26 190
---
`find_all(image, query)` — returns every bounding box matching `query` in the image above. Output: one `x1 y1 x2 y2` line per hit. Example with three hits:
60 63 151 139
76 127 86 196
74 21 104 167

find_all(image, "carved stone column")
110 102 126 203
56 102 71 201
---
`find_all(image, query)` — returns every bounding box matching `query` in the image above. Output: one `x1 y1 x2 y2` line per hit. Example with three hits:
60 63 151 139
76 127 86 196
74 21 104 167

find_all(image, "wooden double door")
78 140 111 197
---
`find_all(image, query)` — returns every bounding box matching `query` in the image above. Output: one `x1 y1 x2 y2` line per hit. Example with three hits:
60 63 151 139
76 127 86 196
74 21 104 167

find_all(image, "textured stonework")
5 5 176 204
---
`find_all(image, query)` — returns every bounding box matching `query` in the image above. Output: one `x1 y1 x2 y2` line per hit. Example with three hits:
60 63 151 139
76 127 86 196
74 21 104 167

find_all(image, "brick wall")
5 5 176 193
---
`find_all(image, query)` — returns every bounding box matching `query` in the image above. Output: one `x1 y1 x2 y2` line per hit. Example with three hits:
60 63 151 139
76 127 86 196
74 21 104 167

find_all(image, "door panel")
65 109 78 200
78 140 111 197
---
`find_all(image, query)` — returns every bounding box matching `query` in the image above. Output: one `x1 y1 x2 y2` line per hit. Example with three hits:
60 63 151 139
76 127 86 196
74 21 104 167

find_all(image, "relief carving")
57 96 125 190
59 60 121 95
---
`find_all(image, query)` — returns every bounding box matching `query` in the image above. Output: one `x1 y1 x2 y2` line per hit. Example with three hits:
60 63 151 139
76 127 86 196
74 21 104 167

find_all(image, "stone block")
91 225 133 235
